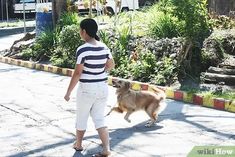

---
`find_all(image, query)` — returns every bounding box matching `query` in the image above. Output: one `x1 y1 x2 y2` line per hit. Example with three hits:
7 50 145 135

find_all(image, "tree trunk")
89 0 92 18
52 0 67 27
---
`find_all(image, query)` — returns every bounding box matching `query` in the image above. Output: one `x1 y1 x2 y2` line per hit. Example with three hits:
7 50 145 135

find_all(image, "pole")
23 0 26 34
114 0 117 27
130 0 135 35
1 0 3 21
6 0 8 24
89 0 92 18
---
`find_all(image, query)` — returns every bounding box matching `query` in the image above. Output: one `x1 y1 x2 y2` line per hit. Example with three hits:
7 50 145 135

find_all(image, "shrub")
21 29 58 62
57 12 80 31
130 51 157 82
20 48 34 60
149 12 183 39
168 0 211 43
51 24 83 68
210 15 235 29
150 57 178 85
36 29 57 57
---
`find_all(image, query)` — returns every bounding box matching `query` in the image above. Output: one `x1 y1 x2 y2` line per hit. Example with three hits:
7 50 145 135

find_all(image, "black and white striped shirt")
76 42 112 83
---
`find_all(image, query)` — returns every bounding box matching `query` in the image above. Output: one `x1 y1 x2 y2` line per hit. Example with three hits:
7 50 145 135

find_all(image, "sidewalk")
0 24 35 52
0 63 235 157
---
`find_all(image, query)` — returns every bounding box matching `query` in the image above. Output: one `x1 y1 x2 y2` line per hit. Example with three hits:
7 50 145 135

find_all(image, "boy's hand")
64 93 70 102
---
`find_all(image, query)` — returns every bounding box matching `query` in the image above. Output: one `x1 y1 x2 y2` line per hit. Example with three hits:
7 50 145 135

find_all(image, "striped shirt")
76 42 113 83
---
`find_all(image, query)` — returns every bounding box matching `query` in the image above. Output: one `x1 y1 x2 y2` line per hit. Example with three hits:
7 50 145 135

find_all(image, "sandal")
73 147 83 151
73 142 83 151
92 151 111 157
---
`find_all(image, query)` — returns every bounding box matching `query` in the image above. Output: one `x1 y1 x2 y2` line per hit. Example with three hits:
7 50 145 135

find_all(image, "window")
19 0 36 3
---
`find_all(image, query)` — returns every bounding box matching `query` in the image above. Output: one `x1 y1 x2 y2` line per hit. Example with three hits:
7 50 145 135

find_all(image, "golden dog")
107 80 166 127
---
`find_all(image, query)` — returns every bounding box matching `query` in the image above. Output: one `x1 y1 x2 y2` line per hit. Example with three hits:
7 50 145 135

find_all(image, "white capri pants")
75 81 108 130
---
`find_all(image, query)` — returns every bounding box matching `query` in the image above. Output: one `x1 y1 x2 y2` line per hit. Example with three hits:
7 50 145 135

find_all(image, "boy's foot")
73 142 83 151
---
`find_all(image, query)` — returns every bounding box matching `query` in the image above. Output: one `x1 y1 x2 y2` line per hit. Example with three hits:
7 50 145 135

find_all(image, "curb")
1 56 235 113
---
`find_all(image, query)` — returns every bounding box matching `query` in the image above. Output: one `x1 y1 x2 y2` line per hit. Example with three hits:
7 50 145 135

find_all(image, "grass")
200 91 235 100
0 22 19 28
183 88 235 100
0 19 35 28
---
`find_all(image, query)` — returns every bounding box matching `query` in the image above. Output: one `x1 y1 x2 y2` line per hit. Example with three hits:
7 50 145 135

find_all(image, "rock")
4 32 36 57
204 72 235 85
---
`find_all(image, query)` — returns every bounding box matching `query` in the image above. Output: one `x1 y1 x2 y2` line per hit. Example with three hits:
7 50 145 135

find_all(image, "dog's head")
112 80 131 89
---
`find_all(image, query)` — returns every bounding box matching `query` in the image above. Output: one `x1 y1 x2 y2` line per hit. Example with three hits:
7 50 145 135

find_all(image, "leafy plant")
149 12 183 39
51 24 83 68
210 15 235 29
57 12 80 31
169 0 211 42
27 29 58 61
20 48 34 60
150 57 178 85
130 51 157 82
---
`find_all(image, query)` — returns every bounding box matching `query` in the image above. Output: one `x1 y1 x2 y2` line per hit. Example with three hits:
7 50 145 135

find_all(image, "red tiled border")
1 56 234 113
193 95 203 106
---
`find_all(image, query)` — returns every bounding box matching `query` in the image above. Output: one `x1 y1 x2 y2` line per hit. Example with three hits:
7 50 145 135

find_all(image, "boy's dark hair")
80 18 100 41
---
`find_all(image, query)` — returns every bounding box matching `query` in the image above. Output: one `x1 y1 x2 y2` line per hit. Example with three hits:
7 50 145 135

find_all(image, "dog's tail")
105 107 124 117
151 86 166 101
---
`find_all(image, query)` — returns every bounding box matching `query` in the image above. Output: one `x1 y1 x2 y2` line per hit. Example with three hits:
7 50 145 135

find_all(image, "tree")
52 0 67 27
161 0 212 78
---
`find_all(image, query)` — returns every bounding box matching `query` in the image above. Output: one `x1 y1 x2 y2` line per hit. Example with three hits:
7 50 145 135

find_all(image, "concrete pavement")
0 62 235 157
0 25 35 52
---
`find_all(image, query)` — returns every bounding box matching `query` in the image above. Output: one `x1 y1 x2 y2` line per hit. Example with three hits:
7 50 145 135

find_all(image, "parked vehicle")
75 0 103 14
14 0 52 14
75 0 139 15
106 0 139 14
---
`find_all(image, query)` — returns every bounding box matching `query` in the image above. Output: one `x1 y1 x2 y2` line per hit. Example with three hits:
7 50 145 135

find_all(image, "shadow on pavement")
79 123 164 157
160 99 235 139
0 67 22 72
9 138 74 157
6 94 235 157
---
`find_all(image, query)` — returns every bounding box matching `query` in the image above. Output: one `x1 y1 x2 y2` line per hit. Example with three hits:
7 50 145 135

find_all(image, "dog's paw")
125 118 131 123
145 121 155 127
147 119 157 124
145 123 153 127
146 120 151 124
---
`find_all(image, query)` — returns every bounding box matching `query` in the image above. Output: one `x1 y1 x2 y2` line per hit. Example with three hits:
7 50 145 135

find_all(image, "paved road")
0 62 235 157
0 24 35 51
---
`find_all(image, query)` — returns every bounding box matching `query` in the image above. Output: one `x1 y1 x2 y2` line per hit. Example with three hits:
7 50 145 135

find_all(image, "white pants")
75 81 108 130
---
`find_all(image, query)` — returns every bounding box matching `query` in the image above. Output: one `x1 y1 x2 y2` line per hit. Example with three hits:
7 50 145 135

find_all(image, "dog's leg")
105 107 123 117
124 110 134 123
145 112 158 127
145 105 159 127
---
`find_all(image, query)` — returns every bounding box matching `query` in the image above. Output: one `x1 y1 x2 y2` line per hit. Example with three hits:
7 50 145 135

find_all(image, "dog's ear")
124 81 131 89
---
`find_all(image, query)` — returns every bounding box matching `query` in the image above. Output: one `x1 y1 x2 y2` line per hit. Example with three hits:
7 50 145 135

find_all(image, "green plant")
60 24 82 58
117 25 131 50
169 0 211 42
210 15 235 29
158 0 212 79
31 29 57 61
99 29 113 48
50 24 83 68
57 12 80 31
50 54 76 68
150 57 178 85
149 12 183 39
130 51 157 82
20 48 34 60
110 25 131 68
